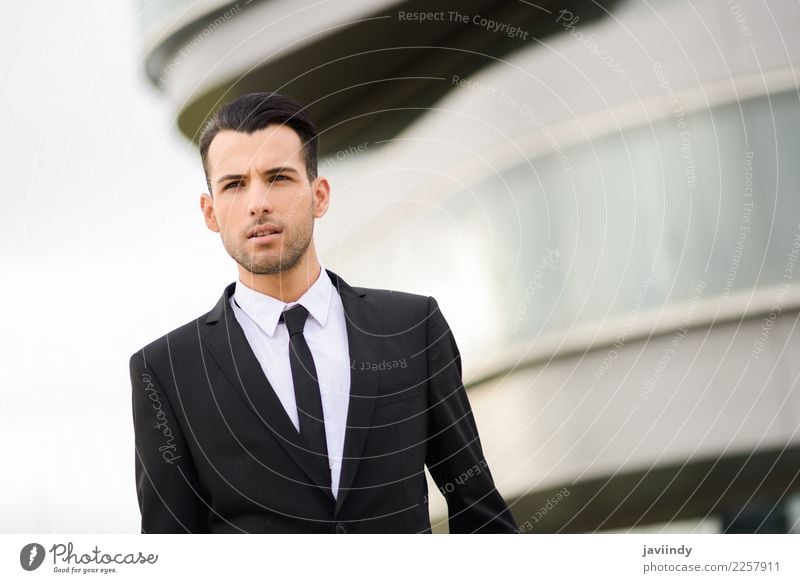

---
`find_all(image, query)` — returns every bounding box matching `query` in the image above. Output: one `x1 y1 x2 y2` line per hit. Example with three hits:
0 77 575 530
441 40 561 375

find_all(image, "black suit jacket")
130 269 517 533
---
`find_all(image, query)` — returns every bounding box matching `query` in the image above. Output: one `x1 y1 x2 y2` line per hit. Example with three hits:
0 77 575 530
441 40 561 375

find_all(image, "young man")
130 92 517 533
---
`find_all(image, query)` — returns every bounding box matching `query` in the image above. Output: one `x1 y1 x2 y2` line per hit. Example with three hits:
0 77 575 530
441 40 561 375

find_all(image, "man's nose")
246 182 274 215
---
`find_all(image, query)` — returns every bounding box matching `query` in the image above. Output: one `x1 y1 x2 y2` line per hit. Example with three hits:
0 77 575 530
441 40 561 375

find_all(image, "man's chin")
241 263 284 276
235 255 302 276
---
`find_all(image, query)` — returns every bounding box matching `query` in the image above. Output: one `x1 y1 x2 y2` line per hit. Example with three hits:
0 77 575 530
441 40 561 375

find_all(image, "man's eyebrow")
215 166 299 184
264 166 298 175
216 174 245 184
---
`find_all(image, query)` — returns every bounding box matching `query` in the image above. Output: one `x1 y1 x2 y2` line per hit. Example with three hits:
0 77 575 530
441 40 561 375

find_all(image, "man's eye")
270 175 288 182
223 181 243 190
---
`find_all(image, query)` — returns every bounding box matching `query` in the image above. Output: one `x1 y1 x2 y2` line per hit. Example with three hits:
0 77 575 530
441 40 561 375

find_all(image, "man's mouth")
247 224 283 242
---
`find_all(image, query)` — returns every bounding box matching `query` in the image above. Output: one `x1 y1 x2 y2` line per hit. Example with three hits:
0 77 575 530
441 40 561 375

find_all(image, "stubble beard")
227 214 314 276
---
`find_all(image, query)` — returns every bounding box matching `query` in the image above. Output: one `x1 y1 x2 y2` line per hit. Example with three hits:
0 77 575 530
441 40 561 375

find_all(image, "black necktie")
280 304 331 489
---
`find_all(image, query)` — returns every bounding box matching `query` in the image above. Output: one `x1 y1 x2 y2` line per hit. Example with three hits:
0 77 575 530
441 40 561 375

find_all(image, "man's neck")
237 256 322 303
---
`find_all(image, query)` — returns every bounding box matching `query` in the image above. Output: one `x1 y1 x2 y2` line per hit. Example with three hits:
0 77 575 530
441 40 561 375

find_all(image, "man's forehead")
208 125 303 174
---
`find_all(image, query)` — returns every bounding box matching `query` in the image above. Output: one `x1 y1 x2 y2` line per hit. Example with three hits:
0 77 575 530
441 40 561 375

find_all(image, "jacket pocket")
372 381 426 409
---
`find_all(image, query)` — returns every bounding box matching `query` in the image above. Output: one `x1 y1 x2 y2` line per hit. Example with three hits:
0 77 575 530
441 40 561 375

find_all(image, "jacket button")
335 522 347 534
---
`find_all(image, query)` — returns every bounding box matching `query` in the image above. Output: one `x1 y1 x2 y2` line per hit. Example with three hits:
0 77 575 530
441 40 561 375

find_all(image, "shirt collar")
232 264 333 337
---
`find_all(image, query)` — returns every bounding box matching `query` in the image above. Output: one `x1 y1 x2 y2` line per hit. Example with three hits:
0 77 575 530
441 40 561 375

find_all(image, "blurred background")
1 0 799 533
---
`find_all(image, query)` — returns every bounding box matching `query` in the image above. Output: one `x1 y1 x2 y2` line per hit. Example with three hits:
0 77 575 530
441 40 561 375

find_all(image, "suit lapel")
326 270 383 515
200 269 384 514
200 281 334 500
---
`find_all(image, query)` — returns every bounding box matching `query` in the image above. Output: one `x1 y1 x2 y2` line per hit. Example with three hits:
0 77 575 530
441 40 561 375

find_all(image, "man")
130 91 517 533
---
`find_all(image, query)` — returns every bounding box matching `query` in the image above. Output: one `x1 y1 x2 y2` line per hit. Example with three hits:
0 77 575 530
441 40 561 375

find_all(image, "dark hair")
198 91 319 192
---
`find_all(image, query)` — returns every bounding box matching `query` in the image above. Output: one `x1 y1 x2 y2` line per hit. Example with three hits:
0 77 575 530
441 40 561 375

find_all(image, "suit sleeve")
424 296 519 533
130 350 209 533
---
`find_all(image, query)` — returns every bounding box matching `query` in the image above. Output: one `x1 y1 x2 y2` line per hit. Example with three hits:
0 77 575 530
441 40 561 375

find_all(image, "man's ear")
200 193 220 232
312 176 331 218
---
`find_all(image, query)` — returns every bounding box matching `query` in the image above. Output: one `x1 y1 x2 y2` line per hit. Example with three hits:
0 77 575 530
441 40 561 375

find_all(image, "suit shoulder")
129 314 207 366
130 284 234 363
351 286 437 336
354 285 431 309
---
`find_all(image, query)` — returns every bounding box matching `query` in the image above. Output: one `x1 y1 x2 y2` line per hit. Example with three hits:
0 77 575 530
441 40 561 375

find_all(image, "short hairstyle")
198 91 319 192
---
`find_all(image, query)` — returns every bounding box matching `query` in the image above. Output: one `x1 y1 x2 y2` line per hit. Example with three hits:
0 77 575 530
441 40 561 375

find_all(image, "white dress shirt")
229 264 352 499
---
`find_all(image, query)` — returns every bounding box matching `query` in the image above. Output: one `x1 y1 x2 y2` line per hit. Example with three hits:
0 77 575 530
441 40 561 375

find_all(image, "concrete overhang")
142 0 619 155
